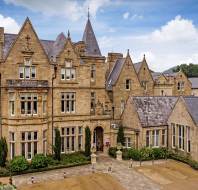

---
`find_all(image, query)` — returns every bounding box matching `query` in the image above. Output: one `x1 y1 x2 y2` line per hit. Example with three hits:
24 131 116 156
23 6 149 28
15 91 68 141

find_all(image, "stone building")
189 77 198 96
0 16 196 161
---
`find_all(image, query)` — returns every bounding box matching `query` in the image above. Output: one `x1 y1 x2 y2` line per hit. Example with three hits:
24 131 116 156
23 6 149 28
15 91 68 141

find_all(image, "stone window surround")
61 92 76 114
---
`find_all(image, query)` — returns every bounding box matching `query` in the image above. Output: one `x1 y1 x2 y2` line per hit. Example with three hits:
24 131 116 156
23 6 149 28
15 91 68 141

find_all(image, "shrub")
117 126 125 146
139 147 153 161
61 152 87 164
0 137 8 167
53 128 61 161
128 148 141 161
122 148 130 160
85 127 91 157
31 154 48 169
10 156 29 172
108 147 117 158
46 155 60 166
0 167 9 177
152 148 167 159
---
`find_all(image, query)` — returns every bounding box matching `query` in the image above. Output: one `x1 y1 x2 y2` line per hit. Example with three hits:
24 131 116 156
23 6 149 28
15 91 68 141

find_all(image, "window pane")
25 67 30 79
33 100 37 114
19 67 24 79
21 143 25 157
31 67 36 79
71 69 75 79
61 68 65 80
27 101 31 114
66 69 70 80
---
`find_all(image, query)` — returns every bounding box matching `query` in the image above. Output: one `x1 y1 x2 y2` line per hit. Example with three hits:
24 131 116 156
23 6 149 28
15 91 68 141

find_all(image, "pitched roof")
183 97 198 125
131 96 178 127
106 58 126 90
188 78 198 89
82 19 101 57
134 62 143 73
151 72 162 80
3 32 68 60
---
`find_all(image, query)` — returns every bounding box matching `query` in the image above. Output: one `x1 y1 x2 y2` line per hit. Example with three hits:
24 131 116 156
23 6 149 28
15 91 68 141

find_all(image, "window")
20 94 38 115
21 131 38 159
152 130 159 147
141 81 148 91
90 92 96 113
61 60 75 81
61 126 83 153
172 123 176 148
91 64 96 80
9 132 15 159
43 130 47 156
146 130 150 147
42 95 47 114
187 126 191 152
162 129 166 146
61 93 75 113
178 125 185 150
177 81 184 91
124 137 132 148
125 79 131 90
19 58 36 79
9 93 15 116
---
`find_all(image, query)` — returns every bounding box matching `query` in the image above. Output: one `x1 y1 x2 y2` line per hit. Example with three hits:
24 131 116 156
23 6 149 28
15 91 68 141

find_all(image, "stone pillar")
116 150 122 161
91 153 97 164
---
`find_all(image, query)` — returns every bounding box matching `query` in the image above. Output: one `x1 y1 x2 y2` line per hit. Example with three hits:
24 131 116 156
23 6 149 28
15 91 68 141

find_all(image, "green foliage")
108 147 117 158
85 127 91 157
117 126 125 146
172 63 198 77
0 184 16 190
10 156 29 172
53 128 61 161
0 137 8 167
61 152 88 165
127 148 141 161
31 154 48 169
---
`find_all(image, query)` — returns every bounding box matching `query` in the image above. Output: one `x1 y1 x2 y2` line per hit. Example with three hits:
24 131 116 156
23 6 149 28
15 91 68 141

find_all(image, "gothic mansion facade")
0 17 197 161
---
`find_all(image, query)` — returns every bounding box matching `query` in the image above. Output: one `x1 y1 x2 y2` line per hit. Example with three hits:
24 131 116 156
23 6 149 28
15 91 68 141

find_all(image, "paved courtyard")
12 154 161 190
2 154 197 190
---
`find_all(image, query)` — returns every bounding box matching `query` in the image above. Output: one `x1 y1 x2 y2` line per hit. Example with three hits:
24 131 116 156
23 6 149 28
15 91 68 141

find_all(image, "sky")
0 0 198 71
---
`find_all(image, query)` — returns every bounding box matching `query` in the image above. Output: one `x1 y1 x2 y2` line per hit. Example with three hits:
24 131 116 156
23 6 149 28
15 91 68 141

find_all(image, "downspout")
0 73 2 138
51 64 57 154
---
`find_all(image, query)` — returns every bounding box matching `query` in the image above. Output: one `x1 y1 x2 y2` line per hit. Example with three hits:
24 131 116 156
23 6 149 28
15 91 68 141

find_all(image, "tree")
0 137 8 167
53 128 61 161
85 127 91 157
117 125 125 146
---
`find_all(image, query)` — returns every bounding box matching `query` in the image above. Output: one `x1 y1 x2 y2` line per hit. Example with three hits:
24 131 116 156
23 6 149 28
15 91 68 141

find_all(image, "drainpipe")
0 74 2 138
51 64 57 154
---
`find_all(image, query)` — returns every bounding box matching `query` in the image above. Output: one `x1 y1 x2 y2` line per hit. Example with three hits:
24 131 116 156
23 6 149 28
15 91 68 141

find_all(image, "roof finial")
143 54 145 60
67 30 70 39
127 49 130 56
88 6 90 19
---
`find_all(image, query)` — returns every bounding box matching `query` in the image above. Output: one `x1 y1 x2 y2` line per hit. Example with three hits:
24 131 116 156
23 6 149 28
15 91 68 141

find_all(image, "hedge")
0 152 90 177
108 147 198 170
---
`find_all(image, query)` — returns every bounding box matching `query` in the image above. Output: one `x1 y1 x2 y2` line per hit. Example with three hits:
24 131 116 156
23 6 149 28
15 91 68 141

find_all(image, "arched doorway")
93 127 104 151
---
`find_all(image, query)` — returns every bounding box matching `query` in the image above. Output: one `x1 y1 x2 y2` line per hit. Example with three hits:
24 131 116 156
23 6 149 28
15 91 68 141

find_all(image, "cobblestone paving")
12 154 163 190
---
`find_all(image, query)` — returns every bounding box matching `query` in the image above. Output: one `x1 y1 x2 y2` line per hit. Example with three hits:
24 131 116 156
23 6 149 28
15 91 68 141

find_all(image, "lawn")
136 160 198 190
18 173 125 190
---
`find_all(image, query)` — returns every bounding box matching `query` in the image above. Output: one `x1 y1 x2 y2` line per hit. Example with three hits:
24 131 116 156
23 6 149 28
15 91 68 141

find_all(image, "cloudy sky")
0 0 198 71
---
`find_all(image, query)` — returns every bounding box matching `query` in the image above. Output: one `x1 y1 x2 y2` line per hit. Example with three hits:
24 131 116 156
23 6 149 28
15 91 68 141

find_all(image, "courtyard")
1 155 197 190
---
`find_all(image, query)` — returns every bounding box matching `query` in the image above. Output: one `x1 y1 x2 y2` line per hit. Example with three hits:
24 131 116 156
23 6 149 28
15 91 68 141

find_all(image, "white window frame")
178 125 185 150
9 93 15 116
124 137 132 148
152 130 159 147
172 123 176 148
146 130 150 147
21 131 38 160
61 93 76 114
9 132 15 159
187 126 191 153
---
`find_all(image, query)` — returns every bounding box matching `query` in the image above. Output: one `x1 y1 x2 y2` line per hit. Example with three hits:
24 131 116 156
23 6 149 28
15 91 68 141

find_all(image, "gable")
168 97 197 127
5 18 50 64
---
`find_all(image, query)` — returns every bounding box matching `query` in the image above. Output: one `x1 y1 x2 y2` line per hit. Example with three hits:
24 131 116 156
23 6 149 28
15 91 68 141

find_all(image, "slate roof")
132 96 178 127
106 58 126 90
82 18 101 57
3 33 56 59
151 72 163 80
134 62 143 73
188 78 198 89
183 97 198 125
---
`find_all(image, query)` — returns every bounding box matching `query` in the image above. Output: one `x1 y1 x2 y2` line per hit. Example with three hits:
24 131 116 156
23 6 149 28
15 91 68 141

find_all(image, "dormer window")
177 81 184 91
19 58 36 79
61 60 76 81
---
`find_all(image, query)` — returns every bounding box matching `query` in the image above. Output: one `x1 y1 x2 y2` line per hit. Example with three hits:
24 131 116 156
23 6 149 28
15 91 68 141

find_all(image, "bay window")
20 94 38 115
21 131 38 159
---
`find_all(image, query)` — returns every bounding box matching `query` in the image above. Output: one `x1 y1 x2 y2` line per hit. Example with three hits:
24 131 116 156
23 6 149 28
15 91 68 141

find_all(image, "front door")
93 127 104 151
